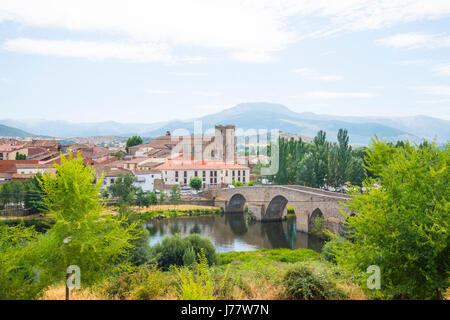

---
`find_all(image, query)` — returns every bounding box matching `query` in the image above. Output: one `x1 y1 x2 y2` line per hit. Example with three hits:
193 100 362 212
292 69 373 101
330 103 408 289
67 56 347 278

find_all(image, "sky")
1 0 450 123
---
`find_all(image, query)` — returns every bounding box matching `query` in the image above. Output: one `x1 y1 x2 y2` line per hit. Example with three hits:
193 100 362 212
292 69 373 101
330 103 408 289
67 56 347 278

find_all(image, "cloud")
291 67 342 81
146 89 174 94
418 86 450 96
195 92 220 97
3 38 173 63
168 72 208 76
314 75 343 81
432 63 450 75
2 1 450 63
376 32 450 49
297 91 376 99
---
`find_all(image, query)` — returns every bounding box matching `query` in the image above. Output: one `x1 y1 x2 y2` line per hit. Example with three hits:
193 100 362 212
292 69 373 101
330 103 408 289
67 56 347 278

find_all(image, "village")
0 125 256 197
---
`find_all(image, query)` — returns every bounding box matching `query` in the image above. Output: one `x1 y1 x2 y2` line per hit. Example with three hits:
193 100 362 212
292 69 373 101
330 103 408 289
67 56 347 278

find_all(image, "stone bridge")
205 185 351 233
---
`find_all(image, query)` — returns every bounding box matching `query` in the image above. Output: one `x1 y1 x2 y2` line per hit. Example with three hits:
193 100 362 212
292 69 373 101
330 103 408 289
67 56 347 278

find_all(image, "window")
184 171 187 177
214 178 217 184
238 170 241 176
175 171 179 177
195 171 198 177
184 178 187 184
202 171 206 177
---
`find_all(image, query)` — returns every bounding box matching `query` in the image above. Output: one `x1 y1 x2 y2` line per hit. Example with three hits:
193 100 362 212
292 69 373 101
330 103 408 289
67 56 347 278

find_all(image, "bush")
103 264 168 300
150 234 216 270
321 238 346 263
283 263 346 300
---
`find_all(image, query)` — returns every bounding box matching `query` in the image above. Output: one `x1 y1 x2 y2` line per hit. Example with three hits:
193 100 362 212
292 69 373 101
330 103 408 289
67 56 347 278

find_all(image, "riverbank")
40 247 367 300
113 204 222 220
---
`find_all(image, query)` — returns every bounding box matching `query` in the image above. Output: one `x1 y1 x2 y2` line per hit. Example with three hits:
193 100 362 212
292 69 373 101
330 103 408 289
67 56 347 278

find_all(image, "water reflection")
144 214 325 253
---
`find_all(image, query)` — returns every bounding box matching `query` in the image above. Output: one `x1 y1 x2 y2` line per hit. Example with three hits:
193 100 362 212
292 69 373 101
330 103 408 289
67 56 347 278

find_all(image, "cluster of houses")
0 125 261 194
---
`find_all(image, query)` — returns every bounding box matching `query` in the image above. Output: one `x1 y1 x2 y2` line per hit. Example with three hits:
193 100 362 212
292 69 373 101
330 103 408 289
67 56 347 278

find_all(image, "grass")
114 205 222 221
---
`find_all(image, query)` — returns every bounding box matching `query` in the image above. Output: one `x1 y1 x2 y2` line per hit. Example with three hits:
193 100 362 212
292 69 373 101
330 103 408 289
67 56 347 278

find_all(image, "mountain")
0 119 168 138
140 103 421 145
2 102 448 145
0 124 39 138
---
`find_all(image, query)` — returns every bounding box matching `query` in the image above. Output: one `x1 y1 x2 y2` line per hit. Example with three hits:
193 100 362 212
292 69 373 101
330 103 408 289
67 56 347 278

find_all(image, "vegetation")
266 129 366 188
333 138 449 299
125 136 143 153
283 263 346 300
150 233 217 270
189 177 202 191
15 152 26 160
169 185 181 203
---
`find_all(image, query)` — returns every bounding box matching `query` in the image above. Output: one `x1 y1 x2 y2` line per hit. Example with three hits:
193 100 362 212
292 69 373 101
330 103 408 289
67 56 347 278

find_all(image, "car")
180 186 191 190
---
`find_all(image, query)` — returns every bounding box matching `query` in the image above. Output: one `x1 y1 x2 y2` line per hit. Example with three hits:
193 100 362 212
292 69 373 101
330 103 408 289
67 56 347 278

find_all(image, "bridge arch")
264 195 289 221
226 193 247 213
308 208 324 233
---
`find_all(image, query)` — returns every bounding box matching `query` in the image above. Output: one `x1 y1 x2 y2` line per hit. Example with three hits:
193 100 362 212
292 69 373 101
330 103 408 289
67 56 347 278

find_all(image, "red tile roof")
154 160 249 170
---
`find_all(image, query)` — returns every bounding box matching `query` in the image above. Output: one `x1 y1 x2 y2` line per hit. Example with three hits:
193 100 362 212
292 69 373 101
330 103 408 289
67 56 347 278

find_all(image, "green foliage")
283 263 346 300
266 129 366 188
24 173 45 214
103 264 168 300
321 237 346 263
0 224 49 299
175 249 215 300
232 179 244 187
15 152 26 160
334 138 449 299
169 185 181 203
35 151 139 289
182 246 196 266
150 233 216 270
159 191 165 204
108 173 137 204
110 151 124 159
246 180 255 186
126 136 143 153
189 177 203 191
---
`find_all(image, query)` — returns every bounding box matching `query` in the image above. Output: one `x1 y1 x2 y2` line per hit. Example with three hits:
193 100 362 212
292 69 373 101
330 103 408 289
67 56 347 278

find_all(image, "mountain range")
1 102 449 145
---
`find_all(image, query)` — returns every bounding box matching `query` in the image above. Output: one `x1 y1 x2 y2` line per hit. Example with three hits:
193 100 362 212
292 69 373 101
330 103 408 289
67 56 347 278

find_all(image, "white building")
132 169 161 192
154 160 250 189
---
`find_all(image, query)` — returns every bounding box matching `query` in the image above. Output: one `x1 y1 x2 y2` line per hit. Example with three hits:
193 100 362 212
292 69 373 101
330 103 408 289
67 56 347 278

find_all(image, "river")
144 214 325 253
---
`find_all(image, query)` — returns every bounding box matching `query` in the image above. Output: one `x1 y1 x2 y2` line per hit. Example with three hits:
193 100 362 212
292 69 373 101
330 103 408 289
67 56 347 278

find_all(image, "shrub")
150 234 216 269
103 264 168 300
176 249 215 300
321 238 346 263
283 263 346 300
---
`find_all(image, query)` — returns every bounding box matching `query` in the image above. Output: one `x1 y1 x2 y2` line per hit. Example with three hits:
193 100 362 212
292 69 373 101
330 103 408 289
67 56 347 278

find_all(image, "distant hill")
2 102 449 145
0 124 38 138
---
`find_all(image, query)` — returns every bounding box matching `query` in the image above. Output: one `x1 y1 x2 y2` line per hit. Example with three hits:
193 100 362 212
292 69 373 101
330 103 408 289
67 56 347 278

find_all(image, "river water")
144 214 325 253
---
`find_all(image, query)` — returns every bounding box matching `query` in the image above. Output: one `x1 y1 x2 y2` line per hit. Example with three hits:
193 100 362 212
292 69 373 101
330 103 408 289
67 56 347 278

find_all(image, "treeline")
261 129 365 188
0 175 44 213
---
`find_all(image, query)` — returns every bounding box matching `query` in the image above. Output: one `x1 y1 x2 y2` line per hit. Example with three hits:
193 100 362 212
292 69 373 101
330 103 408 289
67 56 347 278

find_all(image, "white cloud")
291 67 314 75
297 91 376 99
376 32 450 49
2 1 450 62
314 75 343 81
418 86 450 96
433 63 450 75
168 72 208 76
292 67 343 81
195 92 220 97
146 89 174 94
3 38 173 63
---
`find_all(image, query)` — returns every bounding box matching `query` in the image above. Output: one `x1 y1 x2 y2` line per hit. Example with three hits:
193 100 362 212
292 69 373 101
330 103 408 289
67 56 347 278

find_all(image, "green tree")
170 185 181 203
159 191 166 204
24 173 45 214
36 151 138 299
0 224 48 299
15 152 26 160
126 136 143 153
189 177 202 191
334 138 449 299
108 173 137 204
